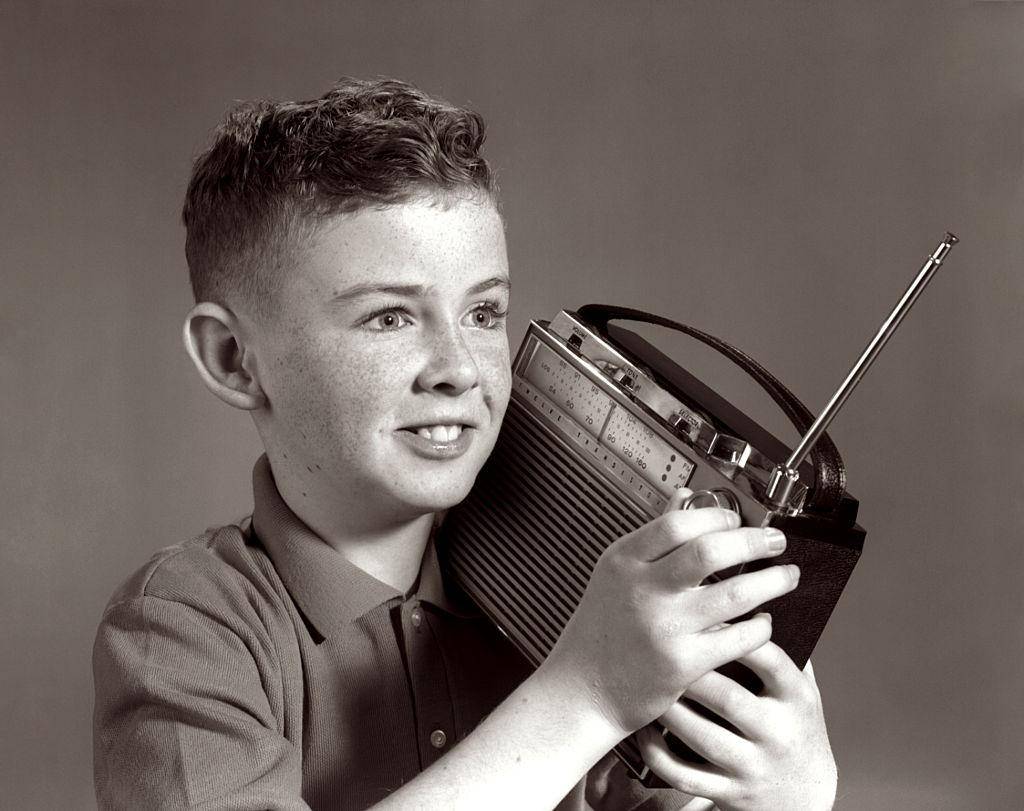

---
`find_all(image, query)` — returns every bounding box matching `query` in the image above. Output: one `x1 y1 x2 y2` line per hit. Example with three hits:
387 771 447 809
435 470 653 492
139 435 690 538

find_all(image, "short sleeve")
93 595 309 810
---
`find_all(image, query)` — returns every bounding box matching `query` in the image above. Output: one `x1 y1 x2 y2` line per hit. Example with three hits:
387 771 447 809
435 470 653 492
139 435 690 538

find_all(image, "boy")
93 78 836 810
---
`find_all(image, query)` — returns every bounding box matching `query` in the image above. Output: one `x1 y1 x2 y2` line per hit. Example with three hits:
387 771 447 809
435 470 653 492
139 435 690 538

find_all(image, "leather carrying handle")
576 304 846 514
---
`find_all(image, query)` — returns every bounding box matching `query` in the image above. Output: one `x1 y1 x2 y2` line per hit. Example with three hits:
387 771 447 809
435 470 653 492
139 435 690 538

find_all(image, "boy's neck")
324 513 437 594
267 457 438 594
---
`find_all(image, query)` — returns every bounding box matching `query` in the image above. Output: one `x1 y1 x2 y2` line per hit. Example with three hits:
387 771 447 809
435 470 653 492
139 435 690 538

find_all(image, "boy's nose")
416 324 480 395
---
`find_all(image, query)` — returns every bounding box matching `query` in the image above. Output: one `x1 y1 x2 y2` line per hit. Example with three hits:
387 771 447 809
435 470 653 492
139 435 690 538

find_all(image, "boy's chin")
394 479 476 516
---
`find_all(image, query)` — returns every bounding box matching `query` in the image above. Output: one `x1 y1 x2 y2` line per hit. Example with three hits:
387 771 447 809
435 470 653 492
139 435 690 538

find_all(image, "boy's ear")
183 302 266 411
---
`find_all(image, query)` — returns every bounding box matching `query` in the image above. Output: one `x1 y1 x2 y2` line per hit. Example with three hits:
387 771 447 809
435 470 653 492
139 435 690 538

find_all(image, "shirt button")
429 728 447 749
411 607 423 628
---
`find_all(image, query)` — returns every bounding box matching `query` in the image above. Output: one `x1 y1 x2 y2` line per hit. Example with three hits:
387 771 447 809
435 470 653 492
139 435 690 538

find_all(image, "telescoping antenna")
765 232 959 511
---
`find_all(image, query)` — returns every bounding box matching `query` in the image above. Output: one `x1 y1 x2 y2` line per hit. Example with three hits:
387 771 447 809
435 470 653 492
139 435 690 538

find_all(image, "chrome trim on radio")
545 310 804 506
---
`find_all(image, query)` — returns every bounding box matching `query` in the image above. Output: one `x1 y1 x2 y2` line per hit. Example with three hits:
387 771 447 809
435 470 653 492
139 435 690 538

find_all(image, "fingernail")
788 564 801 584
725 510 741 529
764 527 786 552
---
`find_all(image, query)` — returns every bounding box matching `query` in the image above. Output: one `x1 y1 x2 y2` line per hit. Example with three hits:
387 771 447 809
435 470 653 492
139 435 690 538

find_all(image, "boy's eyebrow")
331 275 510 303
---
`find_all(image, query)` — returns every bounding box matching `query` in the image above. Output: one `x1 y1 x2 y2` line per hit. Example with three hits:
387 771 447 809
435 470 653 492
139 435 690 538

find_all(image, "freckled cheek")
267 342 399 450
476 344 512 408
313 375 399 440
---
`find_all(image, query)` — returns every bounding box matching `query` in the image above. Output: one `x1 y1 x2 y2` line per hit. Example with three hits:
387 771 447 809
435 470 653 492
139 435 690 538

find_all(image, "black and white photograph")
2 2 1021 808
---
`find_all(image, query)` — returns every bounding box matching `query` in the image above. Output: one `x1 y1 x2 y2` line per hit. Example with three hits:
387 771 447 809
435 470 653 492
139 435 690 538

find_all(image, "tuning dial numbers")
525 346 611 438
602 407 694 495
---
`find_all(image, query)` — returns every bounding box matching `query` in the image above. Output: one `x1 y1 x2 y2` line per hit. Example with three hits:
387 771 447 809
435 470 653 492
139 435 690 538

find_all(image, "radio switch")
708 435 751 468
669 409 701 443
612 368 637 391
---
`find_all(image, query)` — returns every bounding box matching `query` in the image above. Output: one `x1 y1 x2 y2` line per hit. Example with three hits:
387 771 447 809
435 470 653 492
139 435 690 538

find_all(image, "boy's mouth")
407 424 465 443
396 422 475 459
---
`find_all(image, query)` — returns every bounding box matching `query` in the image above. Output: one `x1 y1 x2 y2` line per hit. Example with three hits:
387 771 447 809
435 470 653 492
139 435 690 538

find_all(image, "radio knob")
681 488 741 514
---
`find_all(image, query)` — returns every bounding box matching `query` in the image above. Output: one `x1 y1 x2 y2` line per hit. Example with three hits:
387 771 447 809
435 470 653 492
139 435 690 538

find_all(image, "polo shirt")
93 455 687 810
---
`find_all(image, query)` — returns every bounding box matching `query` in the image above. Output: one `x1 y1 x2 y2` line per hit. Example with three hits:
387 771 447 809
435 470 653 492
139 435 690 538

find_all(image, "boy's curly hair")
182 78 496 314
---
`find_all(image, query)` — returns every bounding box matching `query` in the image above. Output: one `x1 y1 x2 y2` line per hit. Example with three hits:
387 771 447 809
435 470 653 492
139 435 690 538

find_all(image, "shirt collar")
250 454 471 640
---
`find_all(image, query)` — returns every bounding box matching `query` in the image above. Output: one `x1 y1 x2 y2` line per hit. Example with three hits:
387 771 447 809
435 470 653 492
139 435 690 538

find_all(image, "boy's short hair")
182 78 496 315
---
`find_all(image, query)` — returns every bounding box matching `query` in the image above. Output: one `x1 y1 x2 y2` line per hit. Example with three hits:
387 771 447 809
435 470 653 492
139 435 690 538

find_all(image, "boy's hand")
638 649 837 811
540 489 799 738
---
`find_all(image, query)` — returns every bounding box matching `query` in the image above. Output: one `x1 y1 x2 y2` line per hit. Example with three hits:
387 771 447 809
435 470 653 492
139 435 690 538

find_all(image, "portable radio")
439 234 958 783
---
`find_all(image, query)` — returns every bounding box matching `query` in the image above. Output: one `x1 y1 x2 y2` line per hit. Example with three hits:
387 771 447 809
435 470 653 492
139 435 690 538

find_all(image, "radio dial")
681 488 741 514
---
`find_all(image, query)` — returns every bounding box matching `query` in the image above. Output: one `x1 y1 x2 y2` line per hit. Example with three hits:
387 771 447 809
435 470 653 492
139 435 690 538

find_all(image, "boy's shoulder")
102 521 282 619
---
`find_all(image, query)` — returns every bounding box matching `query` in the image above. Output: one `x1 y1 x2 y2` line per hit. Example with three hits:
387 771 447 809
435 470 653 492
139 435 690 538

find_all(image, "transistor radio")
439 234 958 783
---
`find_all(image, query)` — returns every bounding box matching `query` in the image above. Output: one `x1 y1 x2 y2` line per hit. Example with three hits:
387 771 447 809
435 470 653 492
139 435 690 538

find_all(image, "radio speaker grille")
441 394 654 774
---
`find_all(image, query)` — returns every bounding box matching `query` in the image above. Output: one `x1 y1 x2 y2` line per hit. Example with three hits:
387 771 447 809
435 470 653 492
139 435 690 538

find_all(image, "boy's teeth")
415 425 462 442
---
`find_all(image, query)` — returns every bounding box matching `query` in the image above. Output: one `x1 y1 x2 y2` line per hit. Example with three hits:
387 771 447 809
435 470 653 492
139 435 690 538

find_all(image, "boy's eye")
365 308 411 331
464 303 508 329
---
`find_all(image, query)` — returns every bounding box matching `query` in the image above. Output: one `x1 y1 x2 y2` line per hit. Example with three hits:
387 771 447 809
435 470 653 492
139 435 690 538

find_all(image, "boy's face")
251 194 512 523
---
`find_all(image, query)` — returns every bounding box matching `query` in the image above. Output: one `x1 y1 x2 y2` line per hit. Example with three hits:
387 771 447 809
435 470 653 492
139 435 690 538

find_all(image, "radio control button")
708 435 750 467
610 367 637 390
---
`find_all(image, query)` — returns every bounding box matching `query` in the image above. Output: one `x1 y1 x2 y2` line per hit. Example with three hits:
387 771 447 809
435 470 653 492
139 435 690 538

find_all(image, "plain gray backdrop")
2 1 1021 808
